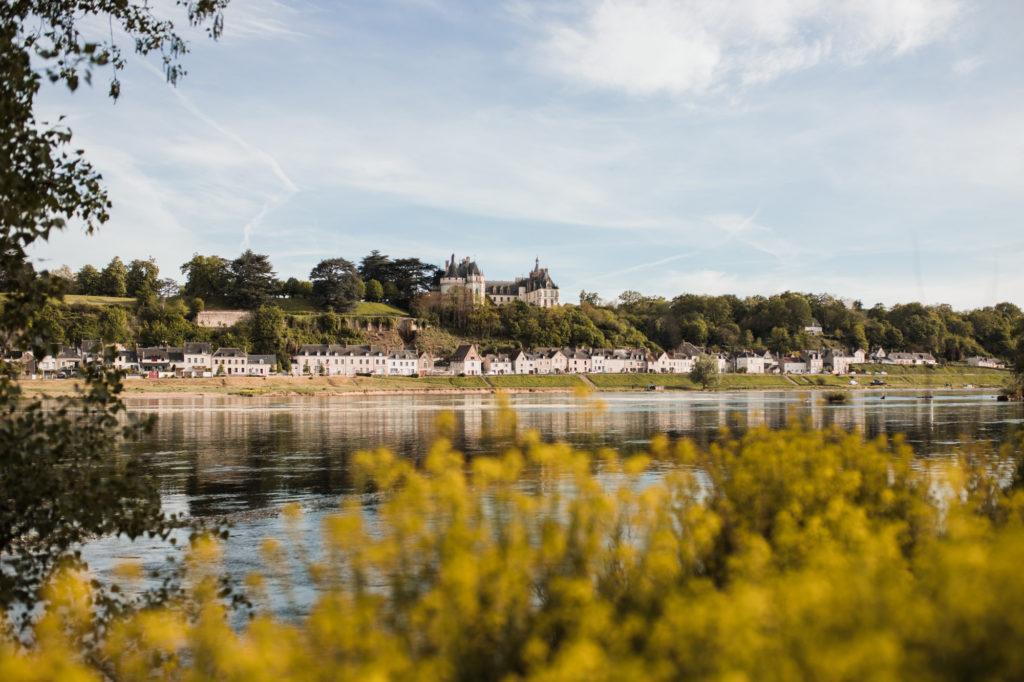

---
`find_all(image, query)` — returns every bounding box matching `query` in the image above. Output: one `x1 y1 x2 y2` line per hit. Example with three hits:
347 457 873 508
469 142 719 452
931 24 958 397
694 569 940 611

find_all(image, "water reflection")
123 390 1023 519
81 390 1022 606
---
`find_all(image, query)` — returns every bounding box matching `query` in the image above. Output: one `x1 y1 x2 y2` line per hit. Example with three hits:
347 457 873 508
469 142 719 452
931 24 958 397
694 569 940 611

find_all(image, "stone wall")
196 310 251 328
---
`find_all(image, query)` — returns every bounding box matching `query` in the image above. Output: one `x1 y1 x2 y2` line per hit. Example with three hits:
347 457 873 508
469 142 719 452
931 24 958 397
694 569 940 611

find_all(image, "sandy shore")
15 373 1008 399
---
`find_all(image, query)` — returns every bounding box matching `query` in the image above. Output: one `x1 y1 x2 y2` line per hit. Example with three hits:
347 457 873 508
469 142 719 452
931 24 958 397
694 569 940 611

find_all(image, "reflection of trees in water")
123 393 1022 517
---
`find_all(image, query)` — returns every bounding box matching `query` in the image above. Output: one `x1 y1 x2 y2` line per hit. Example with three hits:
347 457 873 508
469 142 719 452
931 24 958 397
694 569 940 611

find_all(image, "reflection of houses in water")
123 392 1023 518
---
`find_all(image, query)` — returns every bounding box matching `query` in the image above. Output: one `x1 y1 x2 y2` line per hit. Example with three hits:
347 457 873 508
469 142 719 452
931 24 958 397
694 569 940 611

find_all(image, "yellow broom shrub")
3 405 1024 681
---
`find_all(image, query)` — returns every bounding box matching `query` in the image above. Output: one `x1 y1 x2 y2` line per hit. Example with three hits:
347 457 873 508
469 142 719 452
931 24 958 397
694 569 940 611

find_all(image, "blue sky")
32 0 1024 308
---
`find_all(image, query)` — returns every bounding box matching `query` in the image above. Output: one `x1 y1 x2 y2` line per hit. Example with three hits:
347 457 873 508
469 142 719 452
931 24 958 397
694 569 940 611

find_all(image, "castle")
438 255 560 308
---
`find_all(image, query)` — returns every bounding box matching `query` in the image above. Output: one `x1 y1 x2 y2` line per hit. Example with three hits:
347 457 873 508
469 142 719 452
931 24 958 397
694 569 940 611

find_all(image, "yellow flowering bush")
3 410 1024 681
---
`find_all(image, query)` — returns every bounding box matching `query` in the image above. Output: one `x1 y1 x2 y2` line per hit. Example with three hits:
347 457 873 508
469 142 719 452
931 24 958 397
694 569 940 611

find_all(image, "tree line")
611 290 1023 361
35 253 1024 362
58 250 440 313
413 290 651 350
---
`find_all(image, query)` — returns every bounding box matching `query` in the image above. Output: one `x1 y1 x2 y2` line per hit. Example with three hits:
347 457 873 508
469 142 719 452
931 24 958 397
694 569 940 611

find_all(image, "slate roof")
451 344 480 362
444 255 483 278
246 354 276 365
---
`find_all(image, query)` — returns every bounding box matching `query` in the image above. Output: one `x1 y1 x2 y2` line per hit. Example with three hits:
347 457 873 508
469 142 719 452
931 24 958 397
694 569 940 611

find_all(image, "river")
84 389 1023 604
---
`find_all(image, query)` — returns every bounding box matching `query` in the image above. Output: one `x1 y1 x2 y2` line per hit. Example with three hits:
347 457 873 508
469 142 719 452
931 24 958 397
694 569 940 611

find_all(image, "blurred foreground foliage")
3 412 1024 681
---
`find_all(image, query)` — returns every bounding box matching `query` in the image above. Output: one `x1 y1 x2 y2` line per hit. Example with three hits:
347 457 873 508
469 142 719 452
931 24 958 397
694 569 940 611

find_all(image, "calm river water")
84 389 1024 600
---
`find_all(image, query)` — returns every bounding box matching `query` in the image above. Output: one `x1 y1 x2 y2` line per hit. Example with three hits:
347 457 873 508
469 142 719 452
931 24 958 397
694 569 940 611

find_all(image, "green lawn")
586 373 698 389
346 301 409 317
210 298 409 317
352 375 490 390
64 294 137 307
788 374 860 387
486 375 587 389
718 374 796 389
851 363 1009 388
854 362 1008 376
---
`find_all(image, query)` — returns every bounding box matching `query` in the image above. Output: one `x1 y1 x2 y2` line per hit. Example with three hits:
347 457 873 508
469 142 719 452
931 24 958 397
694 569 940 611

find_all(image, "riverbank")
16 366 1013 398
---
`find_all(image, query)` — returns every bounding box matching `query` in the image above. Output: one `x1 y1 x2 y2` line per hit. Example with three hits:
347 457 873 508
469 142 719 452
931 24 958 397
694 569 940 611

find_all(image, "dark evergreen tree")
310 258 362 311
229 250 276 309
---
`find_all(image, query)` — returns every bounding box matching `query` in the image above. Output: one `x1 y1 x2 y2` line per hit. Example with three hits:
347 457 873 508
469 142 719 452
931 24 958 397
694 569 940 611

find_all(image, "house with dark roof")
212 347 248 375
183 342 214 373
246 354 277 376
450 344 482 375
387 350 421 376
483 353 513 375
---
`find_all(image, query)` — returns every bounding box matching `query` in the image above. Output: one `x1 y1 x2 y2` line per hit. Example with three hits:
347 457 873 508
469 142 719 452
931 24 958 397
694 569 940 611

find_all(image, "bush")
5 421 1024 679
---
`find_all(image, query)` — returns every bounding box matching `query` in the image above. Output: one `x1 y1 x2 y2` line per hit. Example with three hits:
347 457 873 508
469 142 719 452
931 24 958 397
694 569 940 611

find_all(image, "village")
10 339 1005 381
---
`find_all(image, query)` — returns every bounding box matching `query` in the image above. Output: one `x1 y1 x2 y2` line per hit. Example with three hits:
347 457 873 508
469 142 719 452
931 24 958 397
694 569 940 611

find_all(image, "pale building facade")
483 354 513 375
212 348 248 375
246 355 276 376
451 344 483 375
438 255 560 308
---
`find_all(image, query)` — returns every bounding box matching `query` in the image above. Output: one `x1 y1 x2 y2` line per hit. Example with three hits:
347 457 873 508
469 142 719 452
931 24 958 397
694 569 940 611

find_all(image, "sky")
31 0 1024 308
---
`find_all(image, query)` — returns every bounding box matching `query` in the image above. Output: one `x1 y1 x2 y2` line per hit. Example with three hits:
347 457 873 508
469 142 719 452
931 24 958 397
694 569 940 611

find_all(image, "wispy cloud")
535 0 962 96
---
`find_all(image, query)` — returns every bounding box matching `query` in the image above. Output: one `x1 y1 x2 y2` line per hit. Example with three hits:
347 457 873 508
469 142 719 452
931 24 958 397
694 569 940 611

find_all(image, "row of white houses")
10 339 1004 380
17 342 277 378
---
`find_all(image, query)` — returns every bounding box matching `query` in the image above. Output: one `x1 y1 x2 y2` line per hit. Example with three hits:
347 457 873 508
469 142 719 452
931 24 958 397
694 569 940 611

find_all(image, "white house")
246 354 276 376
350 347 389 376
483 353 513 375
511 350 535 375
565 349 592 374
781 357 808 374
36 353 58 375
529 348 567 374
966 356 1005 369
292 344 341 376
804 319 824 335
137 347 179 375
589 350 608 373
733 352 766 374
417 352 435 376
824 349 854 375
886 352 937 366
649 351 694 374
112 349 140 374
604 349 647 373
450 344 483 376
212 347 248 375
56 347 83 372
387 350 420 376
804 350 824 374
183 342 214 373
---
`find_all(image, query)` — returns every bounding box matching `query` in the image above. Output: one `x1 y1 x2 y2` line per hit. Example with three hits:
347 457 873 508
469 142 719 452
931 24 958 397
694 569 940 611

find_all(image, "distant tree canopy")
358 250 439 308
616 291 1023 361
229 250 276 309
310 258 362 312
181 254 230 302
39 249 1024 363
413 296 651 350
126 258 159 297
75 264 102 295
99 256 127 297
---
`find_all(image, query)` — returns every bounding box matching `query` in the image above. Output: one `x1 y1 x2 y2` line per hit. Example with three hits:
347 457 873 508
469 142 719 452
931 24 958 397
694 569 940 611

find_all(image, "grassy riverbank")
17 365 1012 398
